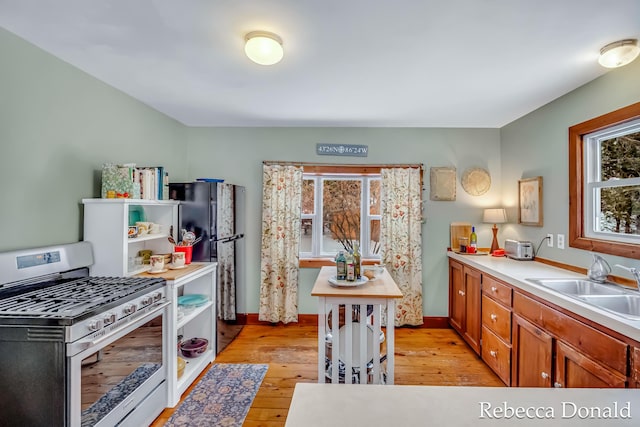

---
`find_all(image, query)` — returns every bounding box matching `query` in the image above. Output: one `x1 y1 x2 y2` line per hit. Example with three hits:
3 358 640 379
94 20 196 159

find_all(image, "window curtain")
380 167 423 326
217 183 236 320
258 164 303 323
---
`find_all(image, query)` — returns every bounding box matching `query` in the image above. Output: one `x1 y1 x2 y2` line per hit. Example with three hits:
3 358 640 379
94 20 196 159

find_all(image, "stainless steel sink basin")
526 278 640 320
526 278 626 295
577 295 640 320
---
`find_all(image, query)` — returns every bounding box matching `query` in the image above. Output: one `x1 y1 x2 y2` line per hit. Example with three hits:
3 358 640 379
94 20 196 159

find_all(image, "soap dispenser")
587 254 611 283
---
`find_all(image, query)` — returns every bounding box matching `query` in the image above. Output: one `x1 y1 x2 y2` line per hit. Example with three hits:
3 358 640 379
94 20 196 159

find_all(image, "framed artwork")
518 176 543 226
429 167 456 201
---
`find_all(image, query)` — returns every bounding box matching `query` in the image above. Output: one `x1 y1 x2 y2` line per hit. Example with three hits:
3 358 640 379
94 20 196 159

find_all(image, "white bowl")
362 265 384 280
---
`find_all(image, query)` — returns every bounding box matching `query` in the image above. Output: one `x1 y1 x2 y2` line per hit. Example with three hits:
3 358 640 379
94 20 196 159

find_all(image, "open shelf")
177 301 213 329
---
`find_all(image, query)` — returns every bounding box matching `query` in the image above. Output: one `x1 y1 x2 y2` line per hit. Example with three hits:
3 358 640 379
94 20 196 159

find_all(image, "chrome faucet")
587 254 611 283
614 264 640 290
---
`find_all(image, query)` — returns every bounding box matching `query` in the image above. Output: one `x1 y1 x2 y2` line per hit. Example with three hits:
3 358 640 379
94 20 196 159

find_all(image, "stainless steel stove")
0 242 169 427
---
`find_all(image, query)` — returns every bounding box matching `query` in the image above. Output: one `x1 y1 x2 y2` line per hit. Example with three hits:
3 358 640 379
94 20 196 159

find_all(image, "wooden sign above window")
316 143 368 157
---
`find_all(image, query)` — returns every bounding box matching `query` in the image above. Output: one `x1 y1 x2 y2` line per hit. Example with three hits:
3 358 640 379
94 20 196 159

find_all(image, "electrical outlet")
546 233 553 248
557 234 565 249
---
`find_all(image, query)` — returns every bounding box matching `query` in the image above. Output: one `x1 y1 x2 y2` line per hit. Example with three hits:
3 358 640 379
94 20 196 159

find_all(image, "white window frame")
584 117 640 244
300 173 381 259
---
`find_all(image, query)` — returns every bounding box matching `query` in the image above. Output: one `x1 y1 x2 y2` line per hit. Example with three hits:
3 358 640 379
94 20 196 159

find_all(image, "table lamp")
483 208 508 254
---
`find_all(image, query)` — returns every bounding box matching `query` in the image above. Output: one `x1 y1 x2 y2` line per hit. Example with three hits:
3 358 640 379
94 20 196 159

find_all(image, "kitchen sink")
526 278 640 320
526 278 626 295
577 295 640 320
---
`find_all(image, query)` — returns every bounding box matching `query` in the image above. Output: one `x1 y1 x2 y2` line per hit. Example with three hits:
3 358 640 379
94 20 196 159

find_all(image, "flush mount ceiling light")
244 31 283 65
598 39 639 68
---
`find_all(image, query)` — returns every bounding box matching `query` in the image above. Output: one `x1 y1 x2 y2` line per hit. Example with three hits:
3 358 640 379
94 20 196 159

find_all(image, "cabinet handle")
490 314 497 321
458 290 465 296
489 350 497 358
554 382 563 388
541 372 549 379
491 286 497 292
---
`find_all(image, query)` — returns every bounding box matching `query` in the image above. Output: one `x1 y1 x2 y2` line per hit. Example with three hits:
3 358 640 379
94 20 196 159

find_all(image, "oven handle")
68 301 170 356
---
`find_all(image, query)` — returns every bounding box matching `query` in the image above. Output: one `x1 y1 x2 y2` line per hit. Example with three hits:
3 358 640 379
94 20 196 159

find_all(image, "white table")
311 266 402 385
285 383 640 427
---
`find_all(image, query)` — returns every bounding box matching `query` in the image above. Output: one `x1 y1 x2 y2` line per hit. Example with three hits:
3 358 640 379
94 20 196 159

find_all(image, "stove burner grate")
0 276 163 318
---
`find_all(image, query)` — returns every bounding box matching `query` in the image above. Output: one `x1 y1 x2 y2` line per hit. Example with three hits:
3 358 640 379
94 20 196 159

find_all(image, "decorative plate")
178 294 209 307
328 276 369 288
461 167 491 196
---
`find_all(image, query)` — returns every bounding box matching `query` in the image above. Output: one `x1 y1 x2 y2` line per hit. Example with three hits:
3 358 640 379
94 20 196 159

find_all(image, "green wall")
185 127 501 316
501 57 640 275
0 28 188 251
4 24 639 318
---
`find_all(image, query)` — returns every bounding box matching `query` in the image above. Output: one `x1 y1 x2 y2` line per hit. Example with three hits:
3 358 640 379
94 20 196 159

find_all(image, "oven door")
67 301 169 427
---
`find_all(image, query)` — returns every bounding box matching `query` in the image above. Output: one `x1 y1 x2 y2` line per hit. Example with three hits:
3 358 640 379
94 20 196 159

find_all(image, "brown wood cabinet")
480 275 513 385
513 291 628 388
511 314 553 387
448 259 481 355
448 256 640 388
555 340 626 388
632 347 640 388
449 259 464 333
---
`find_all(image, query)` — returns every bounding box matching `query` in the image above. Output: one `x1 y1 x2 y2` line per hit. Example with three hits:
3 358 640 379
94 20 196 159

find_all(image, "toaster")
504 239 534 260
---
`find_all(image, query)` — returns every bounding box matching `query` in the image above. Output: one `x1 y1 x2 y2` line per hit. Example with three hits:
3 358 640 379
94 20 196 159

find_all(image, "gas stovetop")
0 276 165 320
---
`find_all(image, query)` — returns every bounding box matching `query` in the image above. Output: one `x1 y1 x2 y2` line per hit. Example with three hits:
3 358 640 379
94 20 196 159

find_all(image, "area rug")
165 363 268 427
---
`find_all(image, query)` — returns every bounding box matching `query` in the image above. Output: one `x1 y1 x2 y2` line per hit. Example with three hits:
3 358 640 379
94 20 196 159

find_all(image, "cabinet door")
512 314 553 387
554 340 627 388
448 259 464 334
633 347 640 388
462 266 481 355
482 326 511 385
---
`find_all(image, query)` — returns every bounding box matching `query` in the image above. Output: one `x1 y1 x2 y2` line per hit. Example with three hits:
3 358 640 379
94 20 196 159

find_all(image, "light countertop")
311 265 403 299
285 383 639 427
447 252 640 342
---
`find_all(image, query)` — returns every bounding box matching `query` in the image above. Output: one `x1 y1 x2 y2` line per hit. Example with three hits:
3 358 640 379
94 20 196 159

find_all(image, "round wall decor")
461 167 491 196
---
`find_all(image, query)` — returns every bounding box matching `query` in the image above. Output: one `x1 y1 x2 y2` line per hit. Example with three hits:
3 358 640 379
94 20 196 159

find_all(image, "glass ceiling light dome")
598 39 639 68
244 31 284 65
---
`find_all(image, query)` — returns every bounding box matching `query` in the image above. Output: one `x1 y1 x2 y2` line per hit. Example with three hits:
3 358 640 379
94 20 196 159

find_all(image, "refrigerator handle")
176 204 183 241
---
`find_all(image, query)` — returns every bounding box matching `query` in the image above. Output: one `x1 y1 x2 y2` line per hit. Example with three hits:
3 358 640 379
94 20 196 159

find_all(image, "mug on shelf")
136 221 152 235
149 255 165 272
174 245 193 264
172 252 186 268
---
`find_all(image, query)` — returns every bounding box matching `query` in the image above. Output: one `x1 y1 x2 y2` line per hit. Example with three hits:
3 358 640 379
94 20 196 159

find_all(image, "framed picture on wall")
518 176 543 226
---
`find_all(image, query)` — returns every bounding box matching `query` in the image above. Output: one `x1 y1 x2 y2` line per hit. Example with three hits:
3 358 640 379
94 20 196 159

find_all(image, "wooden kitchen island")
311 266 402 385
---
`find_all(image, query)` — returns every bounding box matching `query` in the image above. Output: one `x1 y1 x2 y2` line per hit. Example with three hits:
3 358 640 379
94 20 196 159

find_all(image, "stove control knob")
141 296 153 307
153 292 163 302
124 304 137 315
103 313 116 325
87 319 103 332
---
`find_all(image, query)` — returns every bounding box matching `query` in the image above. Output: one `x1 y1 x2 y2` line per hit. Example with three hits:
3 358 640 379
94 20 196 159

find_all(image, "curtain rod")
263 161 423 169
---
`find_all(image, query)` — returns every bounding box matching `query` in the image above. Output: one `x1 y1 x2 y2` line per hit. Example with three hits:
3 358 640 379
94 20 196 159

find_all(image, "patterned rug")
165 363 268 427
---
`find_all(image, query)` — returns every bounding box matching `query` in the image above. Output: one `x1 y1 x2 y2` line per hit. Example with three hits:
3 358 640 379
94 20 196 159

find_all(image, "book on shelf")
102 163 168 200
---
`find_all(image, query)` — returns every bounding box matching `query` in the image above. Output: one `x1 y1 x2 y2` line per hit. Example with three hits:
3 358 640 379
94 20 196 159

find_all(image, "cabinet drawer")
482 295 511 342
513 292 628 375
482 326 511 386
482 275 512 307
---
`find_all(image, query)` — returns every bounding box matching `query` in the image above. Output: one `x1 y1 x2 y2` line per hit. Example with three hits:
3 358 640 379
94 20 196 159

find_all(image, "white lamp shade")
244 31 283 65
598 39 639 68
483 208 507 224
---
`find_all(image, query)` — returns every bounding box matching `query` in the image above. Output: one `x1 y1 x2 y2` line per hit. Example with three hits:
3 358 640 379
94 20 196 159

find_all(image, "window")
569 102 640 259
300 171 381 260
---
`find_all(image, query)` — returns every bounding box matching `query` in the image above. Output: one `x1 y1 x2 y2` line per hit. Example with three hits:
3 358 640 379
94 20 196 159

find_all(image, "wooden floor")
151 324 504 426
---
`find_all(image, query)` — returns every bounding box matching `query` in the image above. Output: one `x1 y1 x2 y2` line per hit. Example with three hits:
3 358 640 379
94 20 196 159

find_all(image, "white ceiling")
1 1 639 128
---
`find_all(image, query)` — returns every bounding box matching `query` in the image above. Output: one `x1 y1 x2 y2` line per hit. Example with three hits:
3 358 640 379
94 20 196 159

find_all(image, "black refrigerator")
169 181 246 354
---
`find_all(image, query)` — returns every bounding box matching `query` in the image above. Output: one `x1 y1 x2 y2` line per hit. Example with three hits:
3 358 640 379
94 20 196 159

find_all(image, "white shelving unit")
82 198 217 409
82 198 179 276
163 263 217 407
